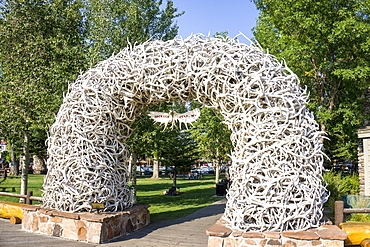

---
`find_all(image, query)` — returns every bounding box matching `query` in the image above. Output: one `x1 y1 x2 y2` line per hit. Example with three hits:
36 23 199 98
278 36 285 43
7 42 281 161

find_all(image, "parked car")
191 168 209 174
136 166 153 175
330 161 356 176
160 166 173 175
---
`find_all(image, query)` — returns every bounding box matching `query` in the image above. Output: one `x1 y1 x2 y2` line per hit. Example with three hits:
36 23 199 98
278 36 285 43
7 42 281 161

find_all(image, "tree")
83 0 184 66
0 0 85 200
190 107 232 184
161 130 198 188
252 0 370 162
127 102 188 180
84 0 184 183
126 111 170 183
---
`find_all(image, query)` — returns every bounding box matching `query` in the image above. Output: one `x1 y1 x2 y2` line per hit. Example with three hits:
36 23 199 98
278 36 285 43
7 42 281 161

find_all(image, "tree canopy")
0 0 184 159
189 107 232 163
127 102 193 179
252 0 370 162
84 0 184 66
189 106 232 183
0 0 86 199
0 0 86 156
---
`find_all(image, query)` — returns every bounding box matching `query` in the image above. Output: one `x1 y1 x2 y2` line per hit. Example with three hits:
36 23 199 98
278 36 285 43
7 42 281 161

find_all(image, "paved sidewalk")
0 199 226 247
0 218 94 247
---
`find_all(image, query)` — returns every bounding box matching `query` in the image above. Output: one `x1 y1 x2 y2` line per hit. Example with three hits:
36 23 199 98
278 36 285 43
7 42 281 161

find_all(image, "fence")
0 191 42 205
334 200 370 225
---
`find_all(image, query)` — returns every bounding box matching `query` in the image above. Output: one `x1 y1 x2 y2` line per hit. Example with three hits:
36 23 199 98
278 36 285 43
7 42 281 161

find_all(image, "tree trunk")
172 170 177 188
9 141 18 175
19 133 29 204
214 159 220 184
151 158 160 179
320 122 327 144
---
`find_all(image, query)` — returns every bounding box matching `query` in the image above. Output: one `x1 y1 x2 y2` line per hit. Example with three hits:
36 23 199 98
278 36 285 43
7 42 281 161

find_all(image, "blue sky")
172 0 259 40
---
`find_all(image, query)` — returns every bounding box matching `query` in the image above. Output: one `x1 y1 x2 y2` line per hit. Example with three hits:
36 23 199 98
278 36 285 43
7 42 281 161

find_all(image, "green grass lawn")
0 174 222 223
0 174 44 200
136 176 221 222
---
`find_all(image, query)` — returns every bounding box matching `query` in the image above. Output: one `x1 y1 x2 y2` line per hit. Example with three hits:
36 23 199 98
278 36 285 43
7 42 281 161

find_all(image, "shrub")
323 171 366 221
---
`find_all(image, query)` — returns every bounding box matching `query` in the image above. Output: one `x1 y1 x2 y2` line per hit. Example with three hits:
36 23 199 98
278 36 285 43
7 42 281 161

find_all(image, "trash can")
216 182 227 196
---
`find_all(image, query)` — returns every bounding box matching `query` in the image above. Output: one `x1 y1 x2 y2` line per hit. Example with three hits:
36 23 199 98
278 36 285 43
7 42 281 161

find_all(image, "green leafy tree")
126 110 175 194
85 0 184 183
84 0 184 66
127 102 188 180
127 112 177 180
0 0 85 199
161 130 198 188
252 0 370 161
190 107 232 184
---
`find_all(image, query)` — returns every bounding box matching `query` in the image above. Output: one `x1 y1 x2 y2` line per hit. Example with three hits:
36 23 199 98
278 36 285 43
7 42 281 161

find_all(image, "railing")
0 169 8 184
0 191 42 205
334 200 370 225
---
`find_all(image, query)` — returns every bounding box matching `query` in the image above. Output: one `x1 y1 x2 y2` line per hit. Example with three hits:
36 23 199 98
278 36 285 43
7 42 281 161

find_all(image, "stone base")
206 220 348 247
22 204 150 244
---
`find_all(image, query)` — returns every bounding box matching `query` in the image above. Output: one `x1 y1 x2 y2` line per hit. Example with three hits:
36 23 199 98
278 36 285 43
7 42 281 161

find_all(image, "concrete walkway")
0 199 226 247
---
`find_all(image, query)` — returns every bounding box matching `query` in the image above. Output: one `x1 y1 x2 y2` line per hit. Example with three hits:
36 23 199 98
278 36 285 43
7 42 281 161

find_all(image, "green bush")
323 171 365 221
323 171 359 205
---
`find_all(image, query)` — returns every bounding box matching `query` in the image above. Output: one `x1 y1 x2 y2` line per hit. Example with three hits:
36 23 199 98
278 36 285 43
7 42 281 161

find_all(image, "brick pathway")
0 199 226 247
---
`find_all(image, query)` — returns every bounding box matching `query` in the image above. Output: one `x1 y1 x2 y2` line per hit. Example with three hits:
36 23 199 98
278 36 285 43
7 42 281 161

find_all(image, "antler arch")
43 34 327 232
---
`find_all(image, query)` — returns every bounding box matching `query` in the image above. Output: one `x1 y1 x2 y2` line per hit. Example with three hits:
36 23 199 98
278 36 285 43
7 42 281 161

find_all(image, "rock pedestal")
207 220 348 247
32 155 47 174
22 204 150 244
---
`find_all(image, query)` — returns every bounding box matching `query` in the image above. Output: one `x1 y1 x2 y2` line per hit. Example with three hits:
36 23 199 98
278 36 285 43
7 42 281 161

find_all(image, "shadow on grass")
0 187 16 192
136 183 220 222
136 179 213 191
138 193 221 221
